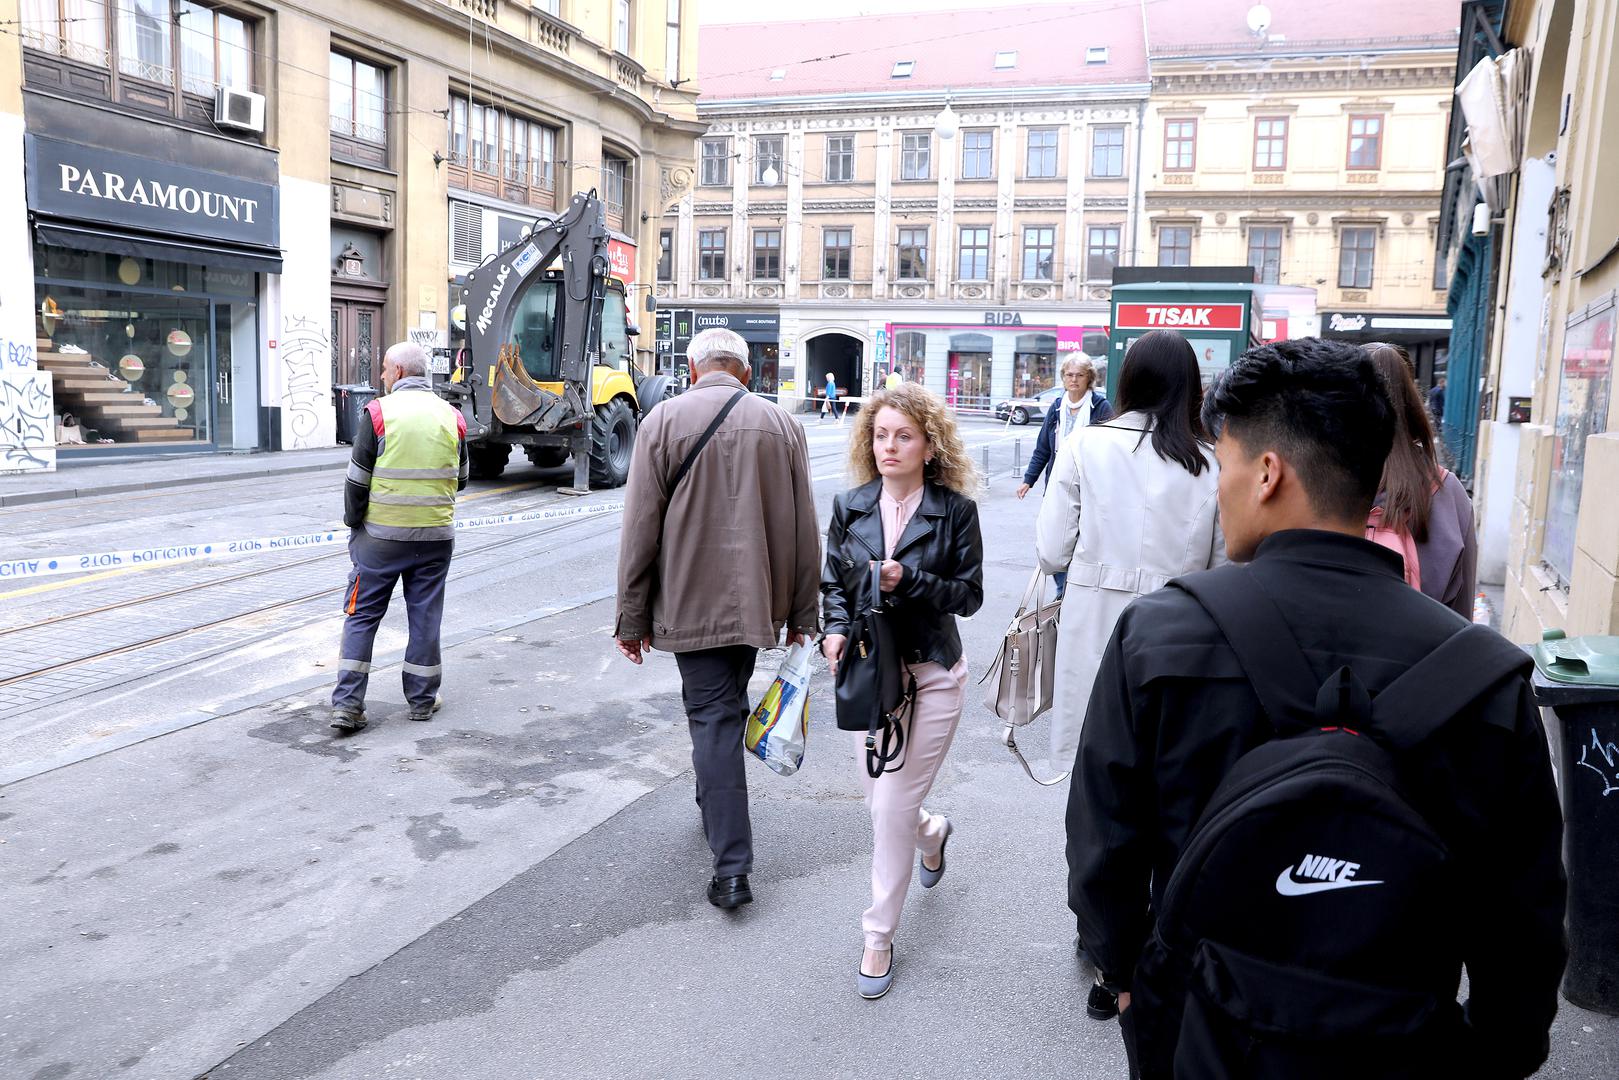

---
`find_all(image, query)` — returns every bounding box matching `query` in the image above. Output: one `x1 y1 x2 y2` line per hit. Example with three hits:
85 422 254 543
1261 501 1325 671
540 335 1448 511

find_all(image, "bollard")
1014 438 1022 472
983 446 991 475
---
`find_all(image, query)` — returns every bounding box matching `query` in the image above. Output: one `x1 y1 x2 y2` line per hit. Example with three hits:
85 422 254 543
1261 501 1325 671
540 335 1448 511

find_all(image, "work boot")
329 707 367 733
407 694 444 722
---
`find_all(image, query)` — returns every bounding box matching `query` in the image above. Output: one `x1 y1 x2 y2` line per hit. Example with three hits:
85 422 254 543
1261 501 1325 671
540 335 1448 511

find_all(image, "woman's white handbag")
981 570 1067 785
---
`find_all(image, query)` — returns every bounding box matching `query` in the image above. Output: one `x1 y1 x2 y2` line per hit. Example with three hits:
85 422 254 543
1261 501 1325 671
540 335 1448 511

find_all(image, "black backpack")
1128 565 1532 1080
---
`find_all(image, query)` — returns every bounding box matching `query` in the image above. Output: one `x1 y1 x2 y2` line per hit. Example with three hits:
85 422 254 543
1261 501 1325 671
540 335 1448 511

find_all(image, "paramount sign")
25 134 279 248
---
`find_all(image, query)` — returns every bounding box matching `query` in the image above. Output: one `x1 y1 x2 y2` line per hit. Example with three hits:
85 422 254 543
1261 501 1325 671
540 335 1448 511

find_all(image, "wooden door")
331 300 384 389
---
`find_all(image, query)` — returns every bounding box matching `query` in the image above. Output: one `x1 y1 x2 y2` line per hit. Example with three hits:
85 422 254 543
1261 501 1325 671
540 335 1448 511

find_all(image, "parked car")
995 385 1062 425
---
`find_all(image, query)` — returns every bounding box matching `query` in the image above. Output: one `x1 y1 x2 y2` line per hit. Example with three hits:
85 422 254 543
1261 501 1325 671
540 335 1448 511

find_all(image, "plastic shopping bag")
745 641 812 776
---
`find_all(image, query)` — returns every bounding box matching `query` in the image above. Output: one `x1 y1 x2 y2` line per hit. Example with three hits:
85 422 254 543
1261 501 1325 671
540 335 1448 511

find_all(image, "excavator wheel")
524 446 569 469
589 397 636 488
468 443 510 480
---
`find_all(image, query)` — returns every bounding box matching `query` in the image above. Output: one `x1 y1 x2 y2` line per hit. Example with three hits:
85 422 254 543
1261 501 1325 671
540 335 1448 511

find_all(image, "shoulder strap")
1370 623 1531 750
1173 565 1319 733
669 389 746 495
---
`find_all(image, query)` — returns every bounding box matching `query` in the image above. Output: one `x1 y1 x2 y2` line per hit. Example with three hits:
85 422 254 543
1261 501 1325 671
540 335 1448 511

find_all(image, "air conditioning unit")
214 87 266 134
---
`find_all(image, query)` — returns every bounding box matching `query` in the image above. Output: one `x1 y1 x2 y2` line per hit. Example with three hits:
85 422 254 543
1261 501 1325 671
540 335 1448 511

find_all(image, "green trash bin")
1532 630 1619 1014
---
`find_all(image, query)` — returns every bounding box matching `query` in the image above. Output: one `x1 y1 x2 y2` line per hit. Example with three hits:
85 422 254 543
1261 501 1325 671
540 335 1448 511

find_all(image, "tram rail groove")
0 512 625 692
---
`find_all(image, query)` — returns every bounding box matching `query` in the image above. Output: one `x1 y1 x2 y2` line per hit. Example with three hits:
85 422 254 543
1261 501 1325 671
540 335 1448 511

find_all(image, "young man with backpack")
1066 337 1566 1079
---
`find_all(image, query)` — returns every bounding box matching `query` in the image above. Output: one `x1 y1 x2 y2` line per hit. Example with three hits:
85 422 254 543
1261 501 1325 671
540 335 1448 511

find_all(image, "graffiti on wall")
281 315 328 449
1 370 54 471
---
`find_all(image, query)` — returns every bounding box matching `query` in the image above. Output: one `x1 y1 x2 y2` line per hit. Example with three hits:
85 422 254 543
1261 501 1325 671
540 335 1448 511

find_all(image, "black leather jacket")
821 478 985 669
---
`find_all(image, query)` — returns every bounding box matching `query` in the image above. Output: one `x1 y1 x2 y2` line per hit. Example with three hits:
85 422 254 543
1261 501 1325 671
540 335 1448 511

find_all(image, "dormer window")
1086 46 1110 64
769 68 786 81
891 60 914 78
994 50 1017 70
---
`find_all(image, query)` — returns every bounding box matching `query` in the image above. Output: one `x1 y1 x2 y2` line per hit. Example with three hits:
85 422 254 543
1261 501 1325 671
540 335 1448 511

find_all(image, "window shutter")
452 201 484 264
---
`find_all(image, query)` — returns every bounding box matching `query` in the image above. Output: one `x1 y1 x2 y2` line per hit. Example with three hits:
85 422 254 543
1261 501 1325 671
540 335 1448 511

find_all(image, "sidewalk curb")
0 459 350 508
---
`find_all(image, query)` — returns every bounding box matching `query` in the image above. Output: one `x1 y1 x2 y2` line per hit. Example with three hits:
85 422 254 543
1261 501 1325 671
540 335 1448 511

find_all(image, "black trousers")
674 645 758 877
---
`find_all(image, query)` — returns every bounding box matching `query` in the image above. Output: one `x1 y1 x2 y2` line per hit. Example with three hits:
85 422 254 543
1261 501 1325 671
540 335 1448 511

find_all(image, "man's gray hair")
1059 352 1096 381
385 341 431 378
687 327 749 370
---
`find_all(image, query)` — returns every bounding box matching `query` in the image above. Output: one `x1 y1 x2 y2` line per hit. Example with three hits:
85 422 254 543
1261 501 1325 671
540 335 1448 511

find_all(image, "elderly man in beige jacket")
615 327 821 910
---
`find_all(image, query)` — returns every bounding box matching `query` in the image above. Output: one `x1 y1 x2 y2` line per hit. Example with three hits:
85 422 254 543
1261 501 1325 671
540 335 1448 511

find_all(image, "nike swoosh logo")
1274 868 1386 896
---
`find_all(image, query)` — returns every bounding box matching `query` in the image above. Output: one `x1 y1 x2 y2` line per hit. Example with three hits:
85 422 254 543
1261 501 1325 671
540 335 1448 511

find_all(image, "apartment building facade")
1139 0 1461 385
659 5 1150 411
1 0 700 472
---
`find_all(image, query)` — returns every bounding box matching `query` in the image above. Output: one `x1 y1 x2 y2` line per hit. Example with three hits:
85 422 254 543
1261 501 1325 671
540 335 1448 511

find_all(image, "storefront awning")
34 219 284 275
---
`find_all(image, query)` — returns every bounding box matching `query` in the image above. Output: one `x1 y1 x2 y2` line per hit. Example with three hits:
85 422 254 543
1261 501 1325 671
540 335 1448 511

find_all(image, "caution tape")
0 501 624 582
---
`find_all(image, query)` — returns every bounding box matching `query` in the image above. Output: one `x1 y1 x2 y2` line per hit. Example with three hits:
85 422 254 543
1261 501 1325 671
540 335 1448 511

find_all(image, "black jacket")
1067 529 1566 1079
821 479 984 668
1022 390 1115 488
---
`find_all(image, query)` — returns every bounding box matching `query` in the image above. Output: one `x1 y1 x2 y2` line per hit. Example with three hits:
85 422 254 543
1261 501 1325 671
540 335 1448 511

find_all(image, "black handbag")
834 561 916 778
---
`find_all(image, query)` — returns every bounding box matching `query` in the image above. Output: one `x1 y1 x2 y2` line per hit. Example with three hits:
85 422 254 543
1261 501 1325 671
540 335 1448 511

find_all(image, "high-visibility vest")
366 391 460 532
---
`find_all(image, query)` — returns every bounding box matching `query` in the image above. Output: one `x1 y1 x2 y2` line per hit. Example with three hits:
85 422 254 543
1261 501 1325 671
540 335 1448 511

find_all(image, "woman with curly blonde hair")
821 383 984 999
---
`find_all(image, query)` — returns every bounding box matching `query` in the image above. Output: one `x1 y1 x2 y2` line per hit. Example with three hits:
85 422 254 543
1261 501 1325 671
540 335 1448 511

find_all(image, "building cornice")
1146 191 1441 211
1151 65 1455 96
697 84 1151 115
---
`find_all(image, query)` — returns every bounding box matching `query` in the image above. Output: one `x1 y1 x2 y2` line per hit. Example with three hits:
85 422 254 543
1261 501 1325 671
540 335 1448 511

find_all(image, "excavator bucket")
491 344 569 428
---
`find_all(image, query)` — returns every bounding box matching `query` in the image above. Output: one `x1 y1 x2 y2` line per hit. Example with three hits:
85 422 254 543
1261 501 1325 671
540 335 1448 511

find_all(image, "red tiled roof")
697 3 1149 101
1145 0 1460 57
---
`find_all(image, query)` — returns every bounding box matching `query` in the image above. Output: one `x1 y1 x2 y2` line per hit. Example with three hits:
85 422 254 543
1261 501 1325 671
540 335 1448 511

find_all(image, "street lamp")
934 99 959 142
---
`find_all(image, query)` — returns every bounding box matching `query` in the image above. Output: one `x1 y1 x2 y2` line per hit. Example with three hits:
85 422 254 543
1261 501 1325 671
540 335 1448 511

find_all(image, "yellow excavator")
433 190 675 489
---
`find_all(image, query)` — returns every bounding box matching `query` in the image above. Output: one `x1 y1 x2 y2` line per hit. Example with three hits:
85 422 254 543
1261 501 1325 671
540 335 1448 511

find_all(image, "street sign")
1113 303 1246 331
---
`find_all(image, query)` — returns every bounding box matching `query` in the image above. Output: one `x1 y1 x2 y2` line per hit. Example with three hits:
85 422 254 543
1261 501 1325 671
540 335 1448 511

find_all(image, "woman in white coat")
1035 330 1223 772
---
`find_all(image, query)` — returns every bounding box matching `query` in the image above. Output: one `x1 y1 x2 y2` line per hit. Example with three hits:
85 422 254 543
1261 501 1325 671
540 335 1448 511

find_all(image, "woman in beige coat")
1035 330 1223 772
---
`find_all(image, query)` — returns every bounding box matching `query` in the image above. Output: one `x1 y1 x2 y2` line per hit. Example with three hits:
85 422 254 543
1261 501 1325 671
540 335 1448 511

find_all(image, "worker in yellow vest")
331 342 469 732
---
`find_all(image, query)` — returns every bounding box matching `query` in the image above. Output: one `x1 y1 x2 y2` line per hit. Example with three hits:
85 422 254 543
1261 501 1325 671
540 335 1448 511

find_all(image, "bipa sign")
1114 303 1245 331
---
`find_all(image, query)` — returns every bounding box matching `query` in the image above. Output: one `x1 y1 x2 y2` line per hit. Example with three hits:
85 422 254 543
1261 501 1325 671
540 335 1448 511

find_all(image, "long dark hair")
1112 329 1210 475
1364 342 1439 540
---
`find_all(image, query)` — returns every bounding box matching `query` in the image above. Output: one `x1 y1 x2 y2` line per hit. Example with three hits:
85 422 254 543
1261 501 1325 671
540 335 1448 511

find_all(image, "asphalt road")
1 415 1614 1080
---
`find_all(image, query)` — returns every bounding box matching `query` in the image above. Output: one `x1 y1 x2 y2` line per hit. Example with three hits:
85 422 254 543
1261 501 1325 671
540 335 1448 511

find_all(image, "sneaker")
407 693 443 721
329 708 367 732
1087 980 1119 1021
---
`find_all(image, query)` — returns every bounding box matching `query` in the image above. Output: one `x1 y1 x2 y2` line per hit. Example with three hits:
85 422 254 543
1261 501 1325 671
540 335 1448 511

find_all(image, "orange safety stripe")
346 575 361 614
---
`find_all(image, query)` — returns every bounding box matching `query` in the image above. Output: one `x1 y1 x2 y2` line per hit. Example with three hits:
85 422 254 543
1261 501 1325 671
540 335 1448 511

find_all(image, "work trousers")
857 657 968 951
674 645 759 878
332 527 454 714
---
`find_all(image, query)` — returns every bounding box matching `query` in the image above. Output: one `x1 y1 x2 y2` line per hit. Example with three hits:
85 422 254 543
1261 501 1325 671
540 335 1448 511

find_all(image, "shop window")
896 228 929 280
825 135 855 183
657 228 673 281
448 94 559 210
1086 226 1120 281
822 227 852 279
1543 300 1615 584
1338 227 1377 289
1014 332 1057 397
23 1 256 128
1159 225 1192 266
962 131 993 180
1348 115 1383 170
602 151 634 229
947 331 993 410
1091 126 1125 178
901 132 931 181
752 228 781 280
700 137 731 186
1164 119 1197 172
893 330 927 384
1022 226 1056 281
1254 117 1288 171
1026 128 1060 178
698 229 726 279
330 51 388 166
1247 226 1283 284
754 136 784 185
958 226 990 281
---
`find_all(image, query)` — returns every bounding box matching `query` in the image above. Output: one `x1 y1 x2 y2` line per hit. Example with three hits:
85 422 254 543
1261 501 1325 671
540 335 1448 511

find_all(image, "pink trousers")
856 657 968 951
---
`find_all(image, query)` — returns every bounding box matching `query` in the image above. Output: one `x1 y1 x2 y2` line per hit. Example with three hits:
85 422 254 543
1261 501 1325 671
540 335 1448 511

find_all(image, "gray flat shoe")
919 819 953 889
857 948 895 1000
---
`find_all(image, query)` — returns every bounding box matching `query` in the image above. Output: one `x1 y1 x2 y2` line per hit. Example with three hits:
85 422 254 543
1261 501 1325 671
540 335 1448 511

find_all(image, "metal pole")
982 445 990 476
1013 438 1021 472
